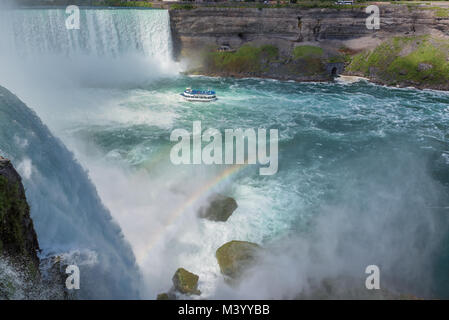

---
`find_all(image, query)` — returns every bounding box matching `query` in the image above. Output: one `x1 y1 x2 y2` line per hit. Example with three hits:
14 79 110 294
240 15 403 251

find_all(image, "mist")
213 145 449 299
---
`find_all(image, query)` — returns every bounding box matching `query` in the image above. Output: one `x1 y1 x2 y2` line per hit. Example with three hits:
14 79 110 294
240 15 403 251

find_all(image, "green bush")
293 45 323 59
347 36 449 85
207 44 279 74
93 1 153 7
171 4 196 10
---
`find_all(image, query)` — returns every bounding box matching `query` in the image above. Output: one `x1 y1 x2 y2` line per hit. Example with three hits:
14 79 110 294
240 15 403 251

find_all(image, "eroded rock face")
169 6 449 60
0 156 42 299
216 240 261 280
39 255 78 300
198 194 238 222
172 268 201 295
169 5 449 84
0 156 40 273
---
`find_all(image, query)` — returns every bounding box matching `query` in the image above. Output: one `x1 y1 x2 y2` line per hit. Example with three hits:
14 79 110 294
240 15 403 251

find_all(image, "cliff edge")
169 4 449 89
0 156 40 272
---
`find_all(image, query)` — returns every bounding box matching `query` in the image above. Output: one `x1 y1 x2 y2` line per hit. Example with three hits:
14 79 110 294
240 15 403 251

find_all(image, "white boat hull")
181 93 217 102
182 96 217 102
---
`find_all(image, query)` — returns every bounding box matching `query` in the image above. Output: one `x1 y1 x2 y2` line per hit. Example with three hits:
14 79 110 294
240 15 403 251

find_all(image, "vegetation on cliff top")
418 6 449 18
347 36 449 88
171 4 196 10
92 0 153 7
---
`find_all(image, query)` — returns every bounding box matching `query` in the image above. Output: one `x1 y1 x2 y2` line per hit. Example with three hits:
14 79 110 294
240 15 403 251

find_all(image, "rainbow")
138 163 247 263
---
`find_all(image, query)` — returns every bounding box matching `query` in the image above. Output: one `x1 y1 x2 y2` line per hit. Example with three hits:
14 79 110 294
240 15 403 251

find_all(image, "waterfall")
0 7 183 299
1 9 173 59
0 84 142 299
0 8 178 88
0 8 179 298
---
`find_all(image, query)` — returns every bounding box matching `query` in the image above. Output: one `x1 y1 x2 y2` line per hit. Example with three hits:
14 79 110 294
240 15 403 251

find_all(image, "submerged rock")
40 255 77 300
216 240 261 279
155 267 201 299
198 194 237 222
156 293 170 300
155 291 177 300
172 268 201 295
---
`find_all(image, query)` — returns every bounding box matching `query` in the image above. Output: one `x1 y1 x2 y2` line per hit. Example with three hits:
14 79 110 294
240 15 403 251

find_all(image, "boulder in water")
216 240 261 279
172 268 201 295
198 194 237 222
156 293 170 300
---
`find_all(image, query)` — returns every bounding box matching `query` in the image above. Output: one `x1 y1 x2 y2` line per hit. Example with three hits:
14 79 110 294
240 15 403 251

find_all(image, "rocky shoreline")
186 70 449 92
170 4 449 91
181 44 449 91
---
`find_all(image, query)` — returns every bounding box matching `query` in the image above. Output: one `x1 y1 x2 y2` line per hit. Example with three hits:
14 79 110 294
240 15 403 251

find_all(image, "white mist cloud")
211 147 449 299
17 158 33 180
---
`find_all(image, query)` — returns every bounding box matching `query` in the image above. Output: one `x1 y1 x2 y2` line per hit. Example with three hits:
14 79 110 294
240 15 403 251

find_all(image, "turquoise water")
54 76 449 298
1 8 449 299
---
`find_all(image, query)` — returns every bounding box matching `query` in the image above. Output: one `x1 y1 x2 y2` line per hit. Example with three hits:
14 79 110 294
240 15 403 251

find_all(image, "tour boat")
181 88 217 102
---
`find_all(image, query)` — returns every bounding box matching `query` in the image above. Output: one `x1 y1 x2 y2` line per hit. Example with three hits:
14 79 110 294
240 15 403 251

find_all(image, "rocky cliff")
0 156 40 273
169 4 449 87
0 156 72 299
170 5 448 57
0 156 41 299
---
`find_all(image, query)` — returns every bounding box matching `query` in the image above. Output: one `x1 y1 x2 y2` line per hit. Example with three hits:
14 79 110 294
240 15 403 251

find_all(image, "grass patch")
92 1 153 7
388 42 449 83
293 45 323 59
170 4 196 10
92 0 153 8
327 55 349 63
419 6 449 18
207 44 279 74
347 36 449 85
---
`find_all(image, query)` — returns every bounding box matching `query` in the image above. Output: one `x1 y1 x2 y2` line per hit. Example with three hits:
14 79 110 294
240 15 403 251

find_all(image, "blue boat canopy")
185 89 215 95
